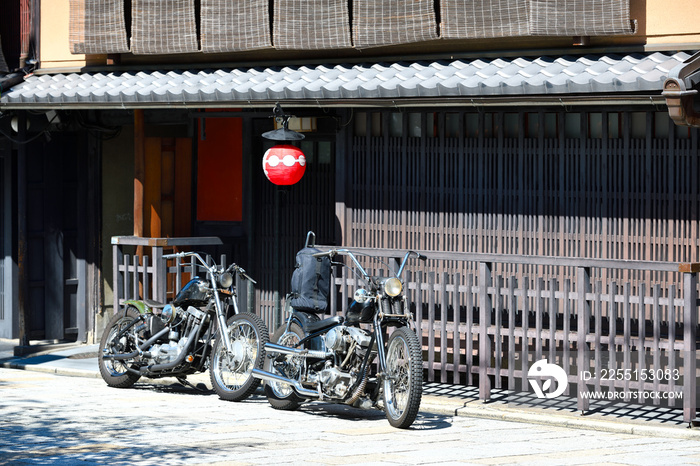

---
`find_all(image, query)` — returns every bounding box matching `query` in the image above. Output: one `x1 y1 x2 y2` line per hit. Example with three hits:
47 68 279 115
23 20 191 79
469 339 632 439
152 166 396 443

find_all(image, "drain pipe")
663 51 700 127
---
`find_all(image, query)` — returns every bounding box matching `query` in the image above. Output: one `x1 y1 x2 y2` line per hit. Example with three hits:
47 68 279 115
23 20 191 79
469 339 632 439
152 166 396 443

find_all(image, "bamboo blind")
131 0 199 55
69 0 129 54
353 0 438 49
529 0 635 36
273 0 352 50
441 0 635 39
201 0 272 52
441 0 530 39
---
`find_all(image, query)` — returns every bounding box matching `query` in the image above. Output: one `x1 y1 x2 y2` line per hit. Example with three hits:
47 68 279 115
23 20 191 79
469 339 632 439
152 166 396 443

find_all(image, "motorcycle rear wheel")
98 306 142 388
263 322 304 411
210 313 269 402
383 326 423 429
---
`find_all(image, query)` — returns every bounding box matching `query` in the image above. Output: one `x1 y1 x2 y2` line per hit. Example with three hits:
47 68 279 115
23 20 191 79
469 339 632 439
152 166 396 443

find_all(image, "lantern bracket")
262 103 305 141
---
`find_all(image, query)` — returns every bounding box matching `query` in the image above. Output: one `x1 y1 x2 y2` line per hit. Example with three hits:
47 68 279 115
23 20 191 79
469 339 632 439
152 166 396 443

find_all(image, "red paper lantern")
262 145 306 185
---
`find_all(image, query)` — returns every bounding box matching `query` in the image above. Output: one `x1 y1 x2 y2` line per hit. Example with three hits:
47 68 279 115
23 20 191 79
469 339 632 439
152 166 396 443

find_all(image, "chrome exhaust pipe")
252 368 320 398
264 342 332 360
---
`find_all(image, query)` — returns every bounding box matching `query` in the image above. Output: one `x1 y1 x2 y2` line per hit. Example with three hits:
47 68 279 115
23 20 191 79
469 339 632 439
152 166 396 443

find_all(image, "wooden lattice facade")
337 108 699 292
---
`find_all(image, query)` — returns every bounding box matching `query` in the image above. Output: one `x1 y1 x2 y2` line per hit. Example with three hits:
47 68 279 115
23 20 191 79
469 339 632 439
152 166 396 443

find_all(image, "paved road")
1 369 699 465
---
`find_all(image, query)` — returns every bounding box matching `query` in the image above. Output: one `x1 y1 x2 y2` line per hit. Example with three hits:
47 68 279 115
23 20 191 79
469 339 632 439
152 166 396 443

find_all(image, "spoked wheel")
263 322 304 411
210 313 269 402
383 326 423 428
98 306 142 388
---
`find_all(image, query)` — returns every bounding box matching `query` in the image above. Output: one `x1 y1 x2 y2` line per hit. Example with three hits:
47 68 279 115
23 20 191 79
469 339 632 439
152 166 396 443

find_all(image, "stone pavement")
1 338 699 444
2 368 700 465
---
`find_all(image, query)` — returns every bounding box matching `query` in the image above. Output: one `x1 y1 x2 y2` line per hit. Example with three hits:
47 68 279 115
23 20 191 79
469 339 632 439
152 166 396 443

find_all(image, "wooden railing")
112 236 224 309
316 246 699 424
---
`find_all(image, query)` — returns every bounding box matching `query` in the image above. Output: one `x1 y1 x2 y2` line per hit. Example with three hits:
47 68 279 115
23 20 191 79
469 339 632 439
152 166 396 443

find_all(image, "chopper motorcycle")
252 234 426 428
98 251 268 402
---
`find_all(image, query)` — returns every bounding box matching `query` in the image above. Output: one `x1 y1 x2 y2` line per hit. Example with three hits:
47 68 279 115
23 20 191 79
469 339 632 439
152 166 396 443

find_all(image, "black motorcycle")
98 251 268 402
253 234 425 428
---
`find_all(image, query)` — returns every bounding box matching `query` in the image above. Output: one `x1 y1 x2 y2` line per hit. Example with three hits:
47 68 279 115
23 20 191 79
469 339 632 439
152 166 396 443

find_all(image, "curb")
1 360 102 379
417 398 700 441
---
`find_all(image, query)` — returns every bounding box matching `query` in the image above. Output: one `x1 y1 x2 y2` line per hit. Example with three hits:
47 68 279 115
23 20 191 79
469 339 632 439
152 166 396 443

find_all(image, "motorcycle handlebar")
164 252 257 284
235 267 257 285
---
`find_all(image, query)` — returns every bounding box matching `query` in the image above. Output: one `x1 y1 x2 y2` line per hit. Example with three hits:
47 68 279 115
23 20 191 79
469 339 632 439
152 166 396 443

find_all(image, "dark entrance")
24 132 98 342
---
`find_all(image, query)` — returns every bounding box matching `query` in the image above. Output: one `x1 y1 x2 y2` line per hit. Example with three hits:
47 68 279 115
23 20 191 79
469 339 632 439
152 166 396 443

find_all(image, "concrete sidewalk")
1 338 699 441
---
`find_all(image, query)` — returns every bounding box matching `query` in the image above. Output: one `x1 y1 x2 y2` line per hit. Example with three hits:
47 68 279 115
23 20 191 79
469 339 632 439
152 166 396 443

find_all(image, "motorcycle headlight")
161 304 175 324
219 272 233 288
384 278 402 297
354 288 370 303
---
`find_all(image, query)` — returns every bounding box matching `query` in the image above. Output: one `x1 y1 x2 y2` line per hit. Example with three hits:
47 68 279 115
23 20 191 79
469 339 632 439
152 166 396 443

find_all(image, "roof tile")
1 51 689 107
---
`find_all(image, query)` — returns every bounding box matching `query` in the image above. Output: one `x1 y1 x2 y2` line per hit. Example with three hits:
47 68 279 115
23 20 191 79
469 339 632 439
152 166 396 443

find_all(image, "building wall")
645 0 700 46
39 0 87 70
99 123 133 331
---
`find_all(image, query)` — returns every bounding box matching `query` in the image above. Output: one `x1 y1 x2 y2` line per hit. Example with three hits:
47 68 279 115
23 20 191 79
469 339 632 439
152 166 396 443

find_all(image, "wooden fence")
112 236 699 424
111 236 250 311
317 246 699 424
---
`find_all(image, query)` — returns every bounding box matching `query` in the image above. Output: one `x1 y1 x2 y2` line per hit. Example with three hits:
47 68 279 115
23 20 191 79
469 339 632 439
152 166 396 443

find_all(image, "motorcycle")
98 251 268 402
252 234 426 428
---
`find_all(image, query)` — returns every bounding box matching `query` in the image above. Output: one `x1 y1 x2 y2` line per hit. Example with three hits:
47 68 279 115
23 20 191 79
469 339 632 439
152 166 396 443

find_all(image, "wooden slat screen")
69 0 129 54
352 0 438 49
529 0 636 36
253 138 337 329
273 0 352 50
345 110 699 293
201 0 272 53
0 34 8 72
131 0 199 55
441 0 530 40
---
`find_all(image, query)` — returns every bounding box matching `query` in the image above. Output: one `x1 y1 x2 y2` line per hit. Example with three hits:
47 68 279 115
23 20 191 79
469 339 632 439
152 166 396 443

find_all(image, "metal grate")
273 0 352 50
131 0 199 55
69 0 129 54
352 0 438 49
201 0 272 53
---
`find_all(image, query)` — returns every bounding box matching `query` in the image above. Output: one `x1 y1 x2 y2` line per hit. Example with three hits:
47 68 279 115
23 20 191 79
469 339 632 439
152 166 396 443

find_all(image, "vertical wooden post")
134 110 145 240
17 112 29 348
577 266 591 413
683 271 697 424
112 241 123 315
273 187 281 328
153 245 165 303
335 110 347 246
479 261 492 401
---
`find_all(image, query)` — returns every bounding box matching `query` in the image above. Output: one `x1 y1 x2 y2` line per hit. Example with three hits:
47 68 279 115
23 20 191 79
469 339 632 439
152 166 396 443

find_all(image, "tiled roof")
0 51 691 108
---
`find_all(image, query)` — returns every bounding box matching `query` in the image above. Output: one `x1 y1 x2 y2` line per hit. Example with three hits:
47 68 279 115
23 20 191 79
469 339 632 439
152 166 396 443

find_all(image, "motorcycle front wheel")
263 322 304 411
98 306 142 388
383 326 423 429
210 313 269 402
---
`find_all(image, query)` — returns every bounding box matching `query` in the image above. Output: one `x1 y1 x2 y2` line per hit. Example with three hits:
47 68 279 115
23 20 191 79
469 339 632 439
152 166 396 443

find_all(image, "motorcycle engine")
145 305 205 365
318 326 372 398
148 332 189 365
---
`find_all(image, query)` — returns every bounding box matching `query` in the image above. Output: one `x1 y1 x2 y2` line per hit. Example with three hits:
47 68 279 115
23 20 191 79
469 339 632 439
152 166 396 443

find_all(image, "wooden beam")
145 138 162 238
133 110 145 238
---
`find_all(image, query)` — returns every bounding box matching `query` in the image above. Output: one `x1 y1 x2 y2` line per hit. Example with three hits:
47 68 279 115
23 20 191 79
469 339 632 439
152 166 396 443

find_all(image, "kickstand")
176 376 207 392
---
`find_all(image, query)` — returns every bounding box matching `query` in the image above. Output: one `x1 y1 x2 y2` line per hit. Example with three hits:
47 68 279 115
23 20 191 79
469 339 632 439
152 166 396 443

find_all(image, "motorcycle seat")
143 299 167 309
306 315 343 334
